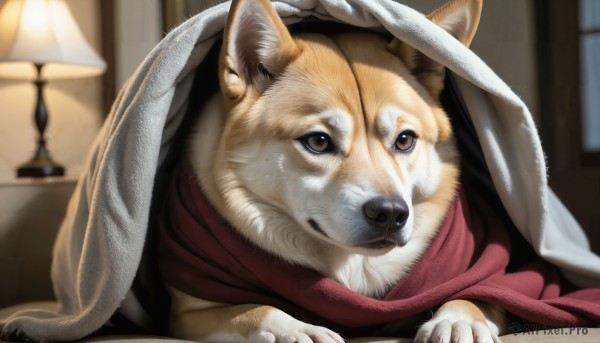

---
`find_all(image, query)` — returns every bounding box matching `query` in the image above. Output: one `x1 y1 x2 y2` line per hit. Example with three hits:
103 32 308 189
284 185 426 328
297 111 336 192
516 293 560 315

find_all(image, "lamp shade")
0 0 106 79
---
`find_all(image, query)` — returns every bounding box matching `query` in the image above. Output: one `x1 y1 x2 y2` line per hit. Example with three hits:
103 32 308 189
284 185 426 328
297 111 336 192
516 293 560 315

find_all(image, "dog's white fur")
190 92 443 297
168 0 505 342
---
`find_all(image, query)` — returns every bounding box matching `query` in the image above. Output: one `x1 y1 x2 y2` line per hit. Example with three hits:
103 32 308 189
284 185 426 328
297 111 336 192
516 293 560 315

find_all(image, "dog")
166 0 505 341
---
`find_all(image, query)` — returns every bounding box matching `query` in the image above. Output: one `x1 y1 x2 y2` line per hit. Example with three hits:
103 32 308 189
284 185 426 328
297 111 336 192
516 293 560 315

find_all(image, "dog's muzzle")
359 196 410 249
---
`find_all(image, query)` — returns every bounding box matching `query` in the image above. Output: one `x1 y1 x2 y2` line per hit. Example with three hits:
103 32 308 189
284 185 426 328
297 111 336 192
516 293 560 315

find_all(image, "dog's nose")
362 196 409 234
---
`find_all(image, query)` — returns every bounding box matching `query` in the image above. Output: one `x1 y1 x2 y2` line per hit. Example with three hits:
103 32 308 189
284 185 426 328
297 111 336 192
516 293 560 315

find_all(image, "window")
536 0 600 169
580 0 600 153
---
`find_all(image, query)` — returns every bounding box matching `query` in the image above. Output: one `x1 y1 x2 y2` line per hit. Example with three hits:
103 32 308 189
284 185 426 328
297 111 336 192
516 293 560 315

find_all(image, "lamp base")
17 64 65 179
17 159 65 178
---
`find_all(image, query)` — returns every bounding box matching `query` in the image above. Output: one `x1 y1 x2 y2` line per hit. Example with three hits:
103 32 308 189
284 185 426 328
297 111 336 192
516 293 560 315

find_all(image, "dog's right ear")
219 0 300 101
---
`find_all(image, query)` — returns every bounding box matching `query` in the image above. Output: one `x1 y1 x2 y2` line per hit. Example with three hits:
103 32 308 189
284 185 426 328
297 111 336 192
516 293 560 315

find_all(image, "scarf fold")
158 164 600 335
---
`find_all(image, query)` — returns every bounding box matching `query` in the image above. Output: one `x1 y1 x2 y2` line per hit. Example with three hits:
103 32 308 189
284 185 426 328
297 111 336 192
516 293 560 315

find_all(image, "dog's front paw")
415 300 500 343
415 317 499 343
249 310 344 343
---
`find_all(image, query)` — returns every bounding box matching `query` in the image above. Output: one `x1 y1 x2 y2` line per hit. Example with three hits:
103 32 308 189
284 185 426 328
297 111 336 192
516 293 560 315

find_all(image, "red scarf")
158 164 600 336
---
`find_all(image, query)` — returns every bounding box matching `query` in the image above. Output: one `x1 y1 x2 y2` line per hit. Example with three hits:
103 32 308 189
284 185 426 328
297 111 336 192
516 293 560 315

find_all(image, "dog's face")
204 0 478 257
221 34 456 255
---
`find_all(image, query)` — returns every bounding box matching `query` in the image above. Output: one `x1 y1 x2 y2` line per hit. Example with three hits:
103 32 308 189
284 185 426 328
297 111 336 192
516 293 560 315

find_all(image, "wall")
472 0 539 117
114 0 163 90
0 0 105 181
0 178 76 307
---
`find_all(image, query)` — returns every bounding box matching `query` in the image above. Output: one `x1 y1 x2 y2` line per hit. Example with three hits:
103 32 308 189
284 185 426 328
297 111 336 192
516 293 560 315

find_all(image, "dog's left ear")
388 0 482 99
219 0 301 101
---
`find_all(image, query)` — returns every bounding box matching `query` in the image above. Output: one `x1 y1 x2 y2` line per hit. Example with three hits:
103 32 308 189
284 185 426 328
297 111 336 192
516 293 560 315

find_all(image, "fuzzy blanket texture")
2 0 600 341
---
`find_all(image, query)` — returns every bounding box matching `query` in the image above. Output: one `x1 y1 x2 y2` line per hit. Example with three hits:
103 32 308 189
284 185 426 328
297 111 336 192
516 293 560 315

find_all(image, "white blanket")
2 0 599 341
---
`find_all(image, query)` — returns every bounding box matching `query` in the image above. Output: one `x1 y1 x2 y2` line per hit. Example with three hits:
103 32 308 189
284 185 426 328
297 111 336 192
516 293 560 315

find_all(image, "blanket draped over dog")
159 164 600 337
2 0 600 341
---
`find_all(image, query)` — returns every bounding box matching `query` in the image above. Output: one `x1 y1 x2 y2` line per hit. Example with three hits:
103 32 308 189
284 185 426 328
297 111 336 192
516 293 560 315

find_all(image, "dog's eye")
394 130 417 152
299 132 335 154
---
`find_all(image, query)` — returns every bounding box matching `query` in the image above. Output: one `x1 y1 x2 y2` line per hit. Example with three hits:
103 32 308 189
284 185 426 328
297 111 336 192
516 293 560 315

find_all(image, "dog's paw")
248 310 344 343
414 300 500 343
415 317 499 343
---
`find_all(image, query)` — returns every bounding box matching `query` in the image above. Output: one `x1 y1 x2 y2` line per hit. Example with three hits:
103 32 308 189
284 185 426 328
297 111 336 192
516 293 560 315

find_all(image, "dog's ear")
388 0 482 99
219 0 300 101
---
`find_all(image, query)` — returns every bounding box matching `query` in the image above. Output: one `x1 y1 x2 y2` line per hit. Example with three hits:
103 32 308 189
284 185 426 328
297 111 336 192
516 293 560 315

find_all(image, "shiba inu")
165 0 505 341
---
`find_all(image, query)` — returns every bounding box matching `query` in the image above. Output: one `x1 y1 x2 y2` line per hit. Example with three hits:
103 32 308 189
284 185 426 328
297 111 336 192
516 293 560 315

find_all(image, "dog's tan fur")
168 0 504 342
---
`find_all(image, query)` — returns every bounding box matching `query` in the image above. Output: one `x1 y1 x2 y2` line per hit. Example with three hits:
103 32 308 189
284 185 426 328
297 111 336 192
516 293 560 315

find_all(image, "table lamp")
0 0 106 177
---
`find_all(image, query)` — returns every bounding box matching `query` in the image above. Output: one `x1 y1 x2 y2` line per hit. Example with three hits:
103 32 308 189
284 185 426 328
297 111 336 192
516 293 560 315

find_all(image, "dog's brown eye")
299 132 335 154
395 130 417 152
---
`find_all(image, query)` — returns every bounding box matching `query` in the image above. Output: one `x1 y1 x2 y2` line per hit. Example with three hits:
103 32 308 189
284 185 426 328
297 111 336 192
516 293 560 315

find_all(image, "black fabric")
440 71 535 272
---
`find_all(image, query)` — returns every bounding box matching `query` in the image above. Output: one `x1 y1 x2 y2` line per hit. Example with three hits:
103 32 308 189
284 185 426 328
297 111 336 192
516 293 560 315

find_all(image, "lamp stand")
17 63 65 178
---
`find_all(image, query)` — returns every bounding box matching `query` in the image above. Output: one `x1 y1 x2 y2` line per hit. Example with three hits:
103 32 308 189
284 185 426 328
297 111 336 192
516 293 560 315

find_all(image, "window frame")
100 0 116 116
536 0 600 170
